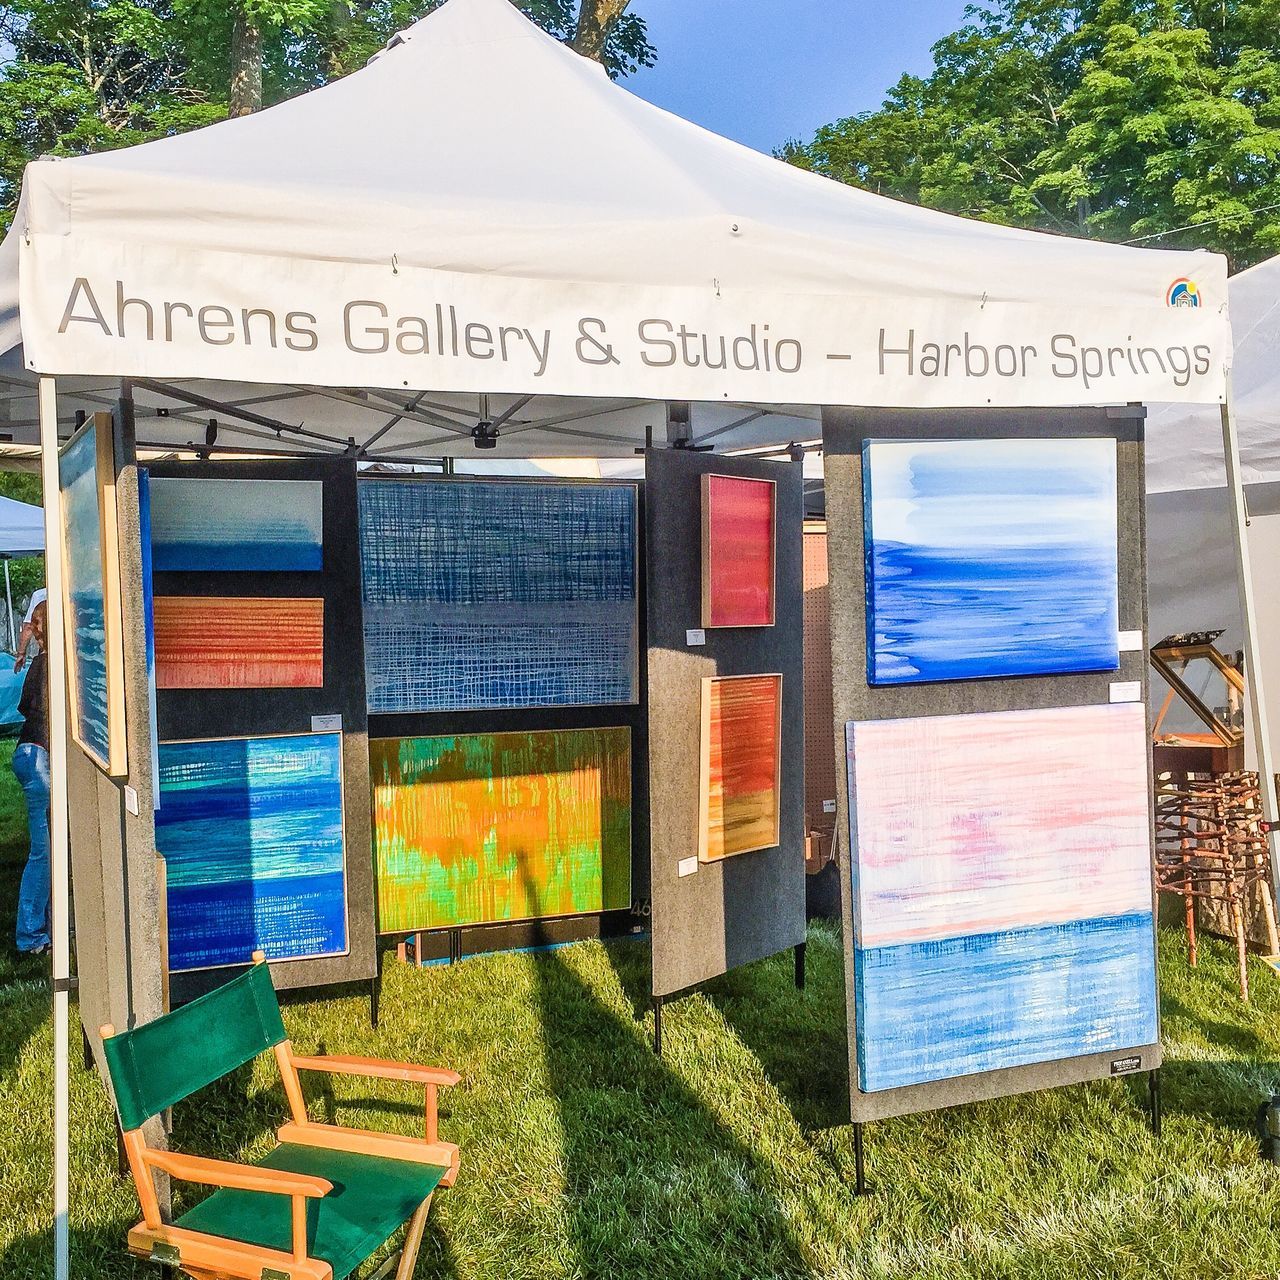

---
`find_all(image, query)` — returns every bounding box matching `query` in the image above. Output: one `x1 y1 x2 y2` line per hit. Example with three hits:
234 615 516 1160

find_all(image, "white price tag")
822 799 837 814
1117 630 1144 653
686 629 706 647
1109 681 1142 703
123 785 139 816
311 714 343 732
678 856 699 878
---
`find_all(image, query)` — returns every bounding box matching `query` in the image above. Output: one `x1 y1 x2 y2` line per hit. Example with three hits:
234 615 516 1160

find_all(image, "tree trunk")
230 6 263 116
572 0 629 65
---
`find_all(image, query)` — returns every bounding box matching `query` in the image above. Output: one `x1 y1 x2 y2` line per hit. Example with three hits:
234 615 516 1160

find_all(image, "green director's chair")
101 953 461 1280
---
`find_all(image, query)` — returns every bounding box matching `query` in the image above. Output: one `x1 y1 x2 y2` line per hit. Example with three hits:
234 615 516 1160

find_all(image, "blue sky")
625 0 971 154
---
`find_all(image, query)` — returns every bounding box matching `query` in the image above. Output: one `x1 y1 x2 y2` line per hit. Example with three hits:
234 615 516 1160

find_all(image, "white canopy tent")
0 0 1259 1274
0 492 44 650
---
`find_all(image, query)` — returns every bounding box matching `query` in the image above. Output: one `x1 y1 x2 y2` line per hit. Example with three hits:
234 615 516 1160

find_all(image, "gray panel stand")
69 393 169 1201
824 406 1164 1186
644 446 807 1051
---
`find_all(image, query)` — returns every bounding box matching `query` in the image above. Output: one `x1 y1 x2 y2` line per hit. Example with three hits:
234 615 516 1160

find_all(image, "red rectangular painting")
699 673 783 862
702 474 776 628
154 596 324 689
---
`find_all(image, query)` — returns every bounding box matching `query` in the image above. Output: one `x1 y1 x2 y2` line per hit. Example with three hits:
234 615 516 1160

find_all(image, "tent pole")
38 374 70 1280
3 559 14 651
1220 376 1280 921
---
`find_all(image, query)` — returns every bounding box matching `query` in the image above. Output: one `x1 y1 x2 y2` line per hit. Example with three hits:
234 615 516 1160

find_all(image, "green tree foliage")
0 0 654 230
0 472 45 607
786 0 1280 265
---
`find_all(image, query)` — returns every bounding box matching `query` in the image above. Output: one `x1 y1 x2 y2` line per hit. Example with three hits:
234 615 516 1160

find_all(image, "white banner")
20 235 1230 406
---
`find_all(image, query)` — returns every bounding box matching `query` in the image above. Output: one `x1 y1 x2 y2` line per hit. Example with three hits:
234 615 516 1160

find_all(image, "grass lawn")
0 744 1277 1278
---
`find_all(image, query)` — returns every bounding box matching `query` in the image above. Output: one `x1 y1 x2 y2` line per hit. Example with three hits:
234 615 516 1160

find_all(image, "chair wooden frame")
105 956 460 1280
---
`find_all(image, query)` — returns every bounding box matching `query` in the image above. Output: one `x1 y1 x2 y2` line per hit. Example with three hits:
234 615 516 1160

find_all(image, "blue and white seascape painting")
359 480 638 713
862 438 1120 684
847 704 1159 1093
59 424 113 768
149 478 323 572
156 733 348 971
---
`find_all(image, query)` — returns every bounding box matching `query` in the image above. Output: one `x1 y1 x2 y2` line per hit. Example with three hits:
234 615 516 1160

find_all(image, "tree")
785 0 1280 266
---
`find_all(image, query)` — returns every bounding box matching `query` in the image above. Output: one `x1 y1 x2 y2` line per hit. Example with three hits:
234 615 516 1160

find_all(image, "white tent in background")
0 1 1255 1276
1143 254 1280 753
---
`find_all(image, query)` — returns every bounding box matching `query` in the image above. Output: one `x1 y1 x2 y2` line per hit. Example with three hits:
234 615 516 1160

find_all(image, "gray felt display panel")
646 447 806 999
145 457 376 998
823 405 1161 1124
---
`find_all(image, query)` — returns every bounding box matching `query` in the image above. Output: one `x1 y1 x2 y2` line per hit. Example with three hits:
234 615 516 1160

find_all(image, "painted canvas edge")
701 473 779 630
696 672 784 863
96 415 129 777
371 724 635 934
159 729 352 973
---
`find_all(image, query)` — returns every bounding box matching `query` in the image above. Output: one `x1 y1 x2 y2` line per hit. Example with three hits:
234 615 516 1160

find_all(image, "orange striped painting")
699 674 783 862
154 596 324 689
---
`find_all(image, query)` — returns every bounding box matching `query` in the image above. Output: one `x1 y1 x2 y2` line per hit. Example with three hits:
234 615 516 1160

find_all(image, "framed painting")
155 732 348 971
59 412 127 776
149 477 324 572
154 596 324 689
701 474 776 628
371 727 632 934
846 702 1158 1093
359 479 639 713
862 437 1120 684
698 673 783 862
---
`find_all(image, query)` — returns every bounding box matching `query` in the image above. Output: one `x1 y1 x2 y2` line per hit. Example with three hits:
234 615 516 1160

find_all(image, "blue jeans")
12 743 50 952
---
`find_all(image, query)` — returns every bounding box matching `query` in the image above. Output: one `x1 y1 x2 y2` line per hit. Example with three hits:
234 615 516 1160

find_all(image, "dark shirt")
17 652 47 752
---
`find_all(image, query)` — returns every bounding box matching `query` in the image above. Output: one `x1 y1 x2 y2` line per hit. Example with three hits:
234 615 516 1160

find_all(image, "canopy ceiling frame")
0 2 1267 1278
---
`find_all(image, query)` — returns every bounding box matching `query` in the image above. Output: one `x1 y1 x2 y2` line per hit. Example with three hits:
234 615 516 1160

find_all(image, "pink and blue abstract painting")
156 732 347 971
359 479 638 713
149 477 324 572
846 703 1157 1093
863 438 1120 684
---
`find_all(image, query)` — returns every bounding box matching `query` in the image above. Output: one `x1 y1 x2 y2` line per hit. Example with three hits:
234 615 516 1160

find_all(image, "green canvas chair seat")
101 957 462 1280
177 1143 450 1280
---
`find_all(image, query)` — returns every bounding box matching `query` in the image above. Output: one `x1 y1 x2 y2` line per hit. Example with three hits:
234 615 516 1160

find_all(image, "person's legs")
12 743 51 953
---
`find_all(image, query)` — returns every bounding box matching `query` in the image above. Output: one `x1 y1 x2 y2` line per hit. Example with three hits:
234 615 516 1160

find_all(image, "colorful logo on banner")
1166 278 1202 308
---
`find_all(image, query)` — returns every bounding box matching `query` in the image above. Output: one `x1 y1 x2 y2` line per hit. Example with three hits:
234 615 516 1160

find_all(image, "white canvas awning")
0 0 1229 421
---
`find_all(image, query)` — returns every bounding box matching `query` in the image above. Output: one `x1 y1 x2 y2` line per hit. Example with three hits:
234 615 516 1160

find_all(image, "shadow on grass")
705 933 849 1134
522 872 816 1280
0 1222 153 1280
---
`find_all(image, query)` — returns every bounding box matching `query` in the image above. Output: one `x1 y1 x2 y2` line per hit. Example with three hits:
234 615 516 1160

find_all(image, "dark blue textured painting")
149 478 323 572
862 438 1120 685
138 470 160 802
59 422 114 770
156 733 347 971
359 480 638 713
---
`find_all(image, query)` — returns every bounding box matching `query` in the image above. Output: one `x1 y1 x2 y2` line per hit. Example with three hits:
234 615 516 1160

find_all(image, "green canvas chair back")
102 962 287 1133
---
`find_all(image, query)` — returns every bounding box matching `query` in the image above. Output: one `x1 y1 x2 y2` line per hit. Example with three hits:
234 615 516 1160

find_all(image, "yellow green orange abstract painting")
372 728 632 933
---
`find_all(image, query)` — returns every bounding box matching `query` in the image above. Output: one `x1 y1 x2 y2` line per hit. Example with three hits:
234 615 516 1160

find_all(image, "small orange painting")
154 596 324 689
699 673 783 862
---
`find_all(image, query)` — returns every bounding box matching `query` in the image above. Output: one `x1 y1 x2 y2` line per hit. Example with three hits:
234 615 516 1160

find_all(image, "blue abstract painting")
862 438 1120 684
149 477 323 572
359 480 638 713
59 421 116 771
138 470 160 804
156 733 348 971
847 704 1158 1093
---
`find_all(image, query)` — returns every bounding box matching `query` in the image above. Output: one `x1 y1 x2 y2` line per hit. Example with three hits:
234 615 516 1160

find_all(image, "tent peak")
374 0 565 62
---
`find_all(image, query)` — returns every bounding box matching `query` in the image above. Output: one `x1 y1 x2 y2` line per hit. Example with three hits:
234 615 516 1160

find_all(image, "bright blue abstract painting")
149 477 323 572
59 422 115 770
138 470 160 803
862 438 1120 684
359 480 638 713
156 732 347 971
847 704 1158 1093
